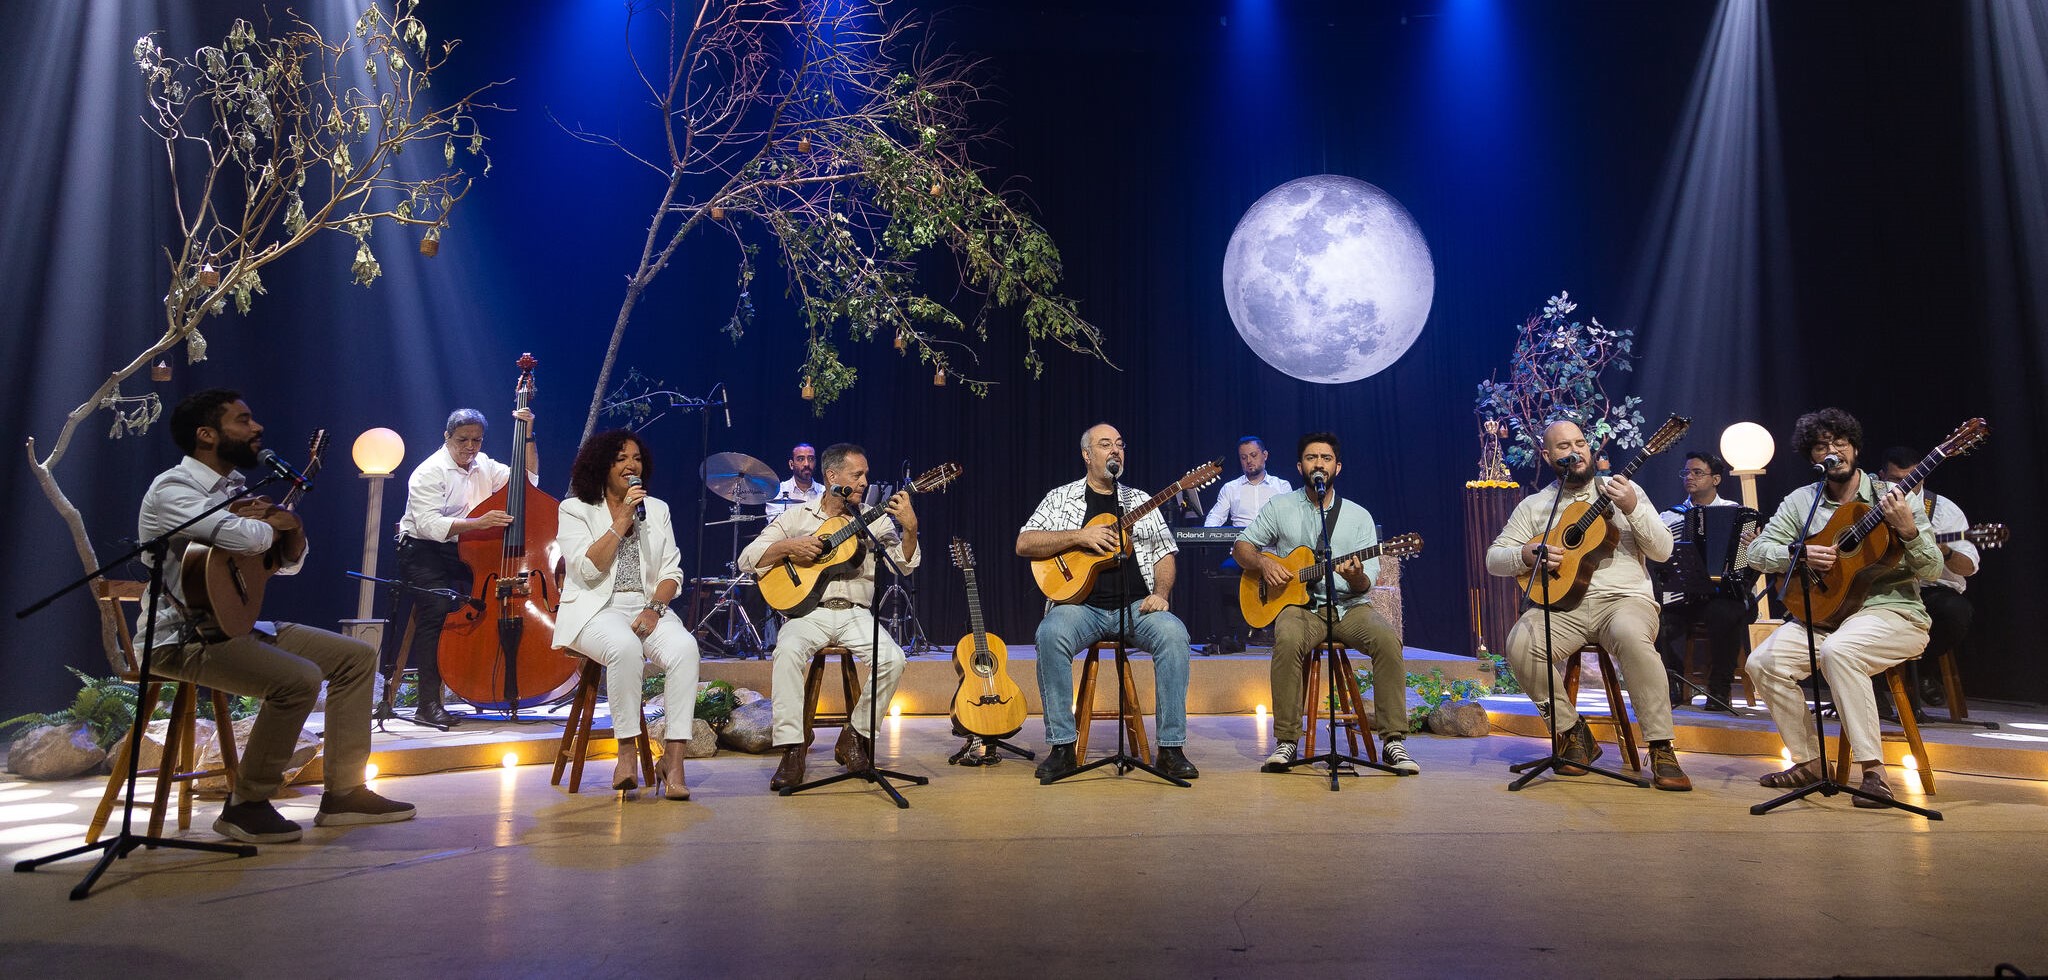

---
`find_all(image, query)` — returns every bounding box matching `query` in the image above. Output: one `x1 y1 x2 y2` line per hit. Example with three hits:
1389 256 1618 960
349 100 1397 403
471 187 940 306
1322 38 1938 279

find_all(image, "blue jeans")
1034 602 1191 747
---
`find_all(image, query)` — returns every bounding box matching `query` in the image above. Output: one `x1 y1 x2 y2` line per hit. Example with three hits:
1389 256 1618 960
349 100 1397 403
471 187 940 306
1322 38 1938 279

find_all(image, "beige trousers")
1746 609 1927 763
1502 594 1675 742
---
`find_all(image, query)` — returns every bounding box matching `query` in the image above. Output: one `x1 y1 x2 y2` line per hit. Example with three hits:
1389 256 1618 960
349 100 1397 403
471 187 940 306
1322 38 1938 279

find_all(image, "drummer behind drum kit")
689 452 929 657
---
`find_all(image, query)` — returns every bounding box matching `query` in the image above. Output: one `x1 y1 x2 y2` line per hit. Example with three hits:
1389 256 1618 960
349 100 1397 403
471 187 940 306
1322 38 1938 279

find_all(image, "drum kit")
688 451 929 657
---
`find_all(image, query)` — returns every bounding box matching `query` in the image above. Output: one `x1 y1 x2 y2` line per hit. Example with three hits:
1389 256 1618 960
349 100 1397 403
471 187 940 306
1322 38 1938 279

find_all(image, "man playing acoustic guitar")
740 442 919 791
1745 409 1944 805
1485 420 1693 791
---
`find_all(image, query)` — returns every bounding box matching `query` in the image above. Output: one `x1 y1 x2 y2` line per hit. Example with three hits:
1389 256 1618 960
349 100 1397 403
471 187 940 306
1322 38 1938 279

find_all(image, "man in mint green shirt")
1746 408 1943 806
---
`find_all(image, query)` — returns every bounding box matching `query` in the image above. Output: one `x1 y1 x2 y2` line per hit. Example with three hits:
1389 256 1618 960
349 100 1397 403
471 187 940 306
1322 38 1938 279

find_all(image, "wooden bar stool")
1073 641 1149 763
1300 641 1381 763
1562 644 1642 772
1926 649 1973 723
552 656 657 793
87 579 241 841
1834 664 1935 794
800 645 863 746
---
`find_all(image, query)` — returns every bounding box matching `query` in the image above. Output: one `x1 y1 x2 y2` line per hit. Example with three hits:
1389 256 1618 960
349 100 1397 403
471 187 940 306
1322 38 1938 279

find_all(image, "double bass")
439 354 579 711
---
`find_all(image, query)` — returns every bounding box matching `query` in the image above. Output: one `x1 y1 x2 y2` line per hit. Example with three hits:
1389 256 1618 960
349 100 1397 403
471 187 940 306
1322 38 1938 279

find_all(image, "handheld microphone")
256 449 312 489
1813 453 1841 475
626 474 645 521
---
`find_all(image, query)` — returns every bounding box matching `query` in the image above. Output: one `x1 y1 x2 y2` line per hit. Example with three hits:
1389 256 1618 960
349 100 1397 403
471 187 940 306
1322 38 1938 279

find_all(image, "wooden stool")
1926 648 1973 723
552 657 657 793
1300 641 1381 763
1562 644 1642 772
801 645 863 746
87 579 241 841
1834 664 1935 794
87 679 240 841
1073 641 1149 763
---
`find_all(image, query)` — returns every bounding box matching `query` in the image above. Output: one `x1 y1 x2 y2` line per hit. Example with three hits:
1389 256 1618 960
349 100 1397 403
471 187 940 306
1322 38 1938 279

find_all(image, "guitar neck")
1580 450 1655 523
1116 485 1182 531
1302 542 1385 580
961 567 989 653
1850 453 1943 539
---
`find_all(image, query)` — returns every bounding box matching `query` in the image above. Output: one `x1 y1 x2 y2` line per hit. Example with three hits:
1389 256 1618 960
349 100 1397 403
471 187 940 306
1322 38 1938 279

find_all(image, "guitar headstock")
1964 522 2008 549
302 428 331 478
1641 415 1692 457
1174 459 1225 494
909 462 963 493
950 536 976 570
1379 532 1424 560
1936 417 1989 460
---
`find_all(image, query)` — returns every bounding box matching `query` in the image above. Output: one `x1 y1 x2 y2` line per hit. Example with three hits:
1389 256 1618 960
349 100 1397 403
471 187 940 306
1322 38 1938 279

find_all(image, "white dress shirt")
136 456 305 645
1925 492 1978 594
763 477 825 517
739 500 918 608
1204 473 1293 527
397 445 537 542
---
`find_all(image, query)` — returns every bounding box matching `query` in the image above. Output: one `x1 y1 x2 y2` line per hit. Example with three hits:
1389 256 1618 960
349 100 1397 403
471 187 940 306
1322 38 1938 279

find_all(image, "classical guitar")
1029 459 1223 604
1782 418 1989 630
757 463 962 616
1937 523 2006 549
948 538 1027 738
183 429 329 642
1518 414 1692 611
1238 532 1424 628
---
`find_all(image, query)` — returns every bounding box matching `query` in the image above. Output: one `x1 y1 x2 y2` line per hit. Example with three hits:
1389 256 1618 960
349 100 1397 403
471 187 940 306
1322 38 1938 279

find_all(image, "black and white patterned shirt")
1020 478 1179 592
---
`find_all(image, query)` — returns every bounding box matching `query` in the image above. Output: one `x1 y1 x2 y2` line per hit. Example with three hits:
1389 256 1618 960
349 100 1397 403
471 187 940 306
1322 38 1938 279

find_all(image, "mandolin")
757 463 962 616
1238 532 1424 628
183 429 328 642
1030 459 1223 603
948 538 1027 738
1518 414 1691 611
1782 418 1989 630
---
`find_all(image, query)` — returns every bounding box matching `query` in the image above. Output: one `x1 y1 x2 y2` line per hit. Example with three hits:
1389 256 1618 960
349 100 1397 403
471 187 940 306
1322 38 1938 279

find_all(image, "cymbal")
704 514 769 526
766 496 806 504
700 452 778 504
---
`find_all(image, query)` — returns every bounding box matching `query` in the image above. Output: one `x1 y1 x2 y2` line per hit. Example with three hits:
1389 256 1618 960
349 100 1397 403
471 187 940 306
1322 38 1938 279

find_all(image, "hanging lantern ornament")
801 377 815 401
419 229 440 257
933 365 946 387
151 359 173 383
797 134 812 154
929 180 942 197
198 263 220 289
893 331 906 352
710 206 726 221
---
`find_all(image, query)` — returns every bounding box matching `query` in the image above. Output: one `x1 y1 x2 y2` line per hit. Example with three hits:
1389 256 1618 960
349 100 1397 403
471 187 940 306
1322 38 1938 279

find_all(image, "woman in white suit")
554 430 699 799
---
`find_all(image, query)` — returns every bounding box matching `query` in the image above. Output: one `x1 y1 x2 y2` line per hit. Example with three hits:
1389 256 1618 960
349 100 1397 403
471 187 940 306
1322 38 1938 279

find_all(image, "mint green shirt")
1747 471 1943 627
1239 489 1379 613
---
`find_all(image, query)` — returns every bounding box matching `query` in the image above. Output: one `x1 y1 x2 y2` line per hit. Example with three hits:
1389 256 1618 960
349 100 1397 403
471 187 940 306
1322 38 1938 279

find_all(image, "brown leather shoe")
1649 743 1692 791
1556 718 1602 776
769 746 806 791
842 733 873 772
833 727 858 766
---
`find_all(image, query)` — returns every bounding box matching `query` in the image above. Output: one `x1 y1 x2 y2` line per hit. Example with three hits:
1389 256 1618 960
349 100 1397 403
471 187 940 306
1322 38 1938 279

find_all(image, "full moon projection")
1221 175 1435 384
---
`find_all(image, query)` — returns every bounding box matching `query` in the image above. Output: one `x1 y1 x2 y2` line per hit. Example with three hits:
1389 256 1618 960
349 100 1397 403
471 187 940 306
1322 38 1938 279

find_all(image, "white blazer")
552 495 687 649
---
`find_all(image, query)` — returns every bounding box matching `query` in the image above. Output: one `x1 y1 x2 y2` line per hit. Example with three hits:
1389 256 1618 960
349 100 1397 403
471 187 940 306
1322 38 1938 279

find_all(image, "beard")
1560 464 1593 488
219 434 261 470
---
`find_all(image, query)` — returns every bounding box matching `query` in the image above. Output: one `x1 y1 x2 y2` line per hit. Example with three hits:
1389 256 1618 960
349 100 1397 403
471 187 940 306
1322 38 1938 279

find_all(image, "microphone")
720 384 731 428
1553 452 1582 472
830 484 854 499
1310 472 1328 495
1813 453 1841 475
256 449 312 489
1106 458 1123 480
626 474 645 521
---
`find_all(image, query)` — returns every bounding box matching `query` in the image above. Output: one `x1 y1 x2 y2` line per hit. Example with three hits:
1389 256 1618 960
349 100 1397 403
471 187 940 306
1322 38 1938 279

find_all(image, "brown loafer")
833 727 858 766
769 746 806 791
842 733 873 772
1556 719 1602 776
1649 744 1692 792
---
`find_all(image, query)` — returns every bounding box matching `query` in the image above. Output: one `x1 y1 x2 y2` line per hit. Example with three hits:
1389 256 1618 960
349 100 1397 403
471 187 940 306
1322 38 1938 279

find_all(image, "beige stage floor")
3 716 2045 978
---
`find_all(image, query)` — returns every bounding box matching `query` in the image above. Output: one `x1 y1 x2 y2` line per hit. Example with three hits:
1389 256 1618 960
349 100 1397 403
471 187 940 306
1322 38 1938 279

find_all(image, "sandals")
1758 760 1822 789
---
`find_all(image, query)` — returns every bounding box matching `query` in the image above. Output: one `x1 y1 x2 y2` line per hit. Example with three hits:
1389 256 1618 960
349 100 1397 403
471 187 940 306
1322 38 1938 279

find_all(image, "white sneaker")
1261 741 1299 773
1381 738 1420 774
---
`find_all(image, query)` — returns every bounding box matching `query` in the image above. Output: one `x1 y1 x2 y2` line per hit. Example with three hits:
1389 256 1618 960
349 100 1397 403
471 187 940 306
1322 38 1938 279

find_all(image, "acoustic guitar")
1937 523 2006 550
948 538 1027 737
1782 418 1989 630
757 463 962 616
182 429 329 642
1238 532 1424 628
1029 459 1223 603
1517 414 1692 611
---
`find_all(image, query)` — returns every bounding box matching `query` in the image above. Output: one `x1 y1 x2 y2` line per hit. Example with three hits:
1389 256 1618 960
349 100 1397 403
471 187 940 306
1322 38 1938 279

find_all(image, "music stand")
12 477 291 898
347 570 469 731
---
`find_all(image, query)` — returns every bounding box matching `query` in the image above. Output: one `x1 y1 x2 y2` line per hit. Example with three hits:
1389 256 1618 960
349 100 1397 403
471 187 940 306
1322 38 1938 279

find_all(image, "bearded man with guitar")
1234 433 1420 774
137 389 414 844
1016 423 1208 783
1485 419 1695 791
740 442 920 791
1745 409 1953 806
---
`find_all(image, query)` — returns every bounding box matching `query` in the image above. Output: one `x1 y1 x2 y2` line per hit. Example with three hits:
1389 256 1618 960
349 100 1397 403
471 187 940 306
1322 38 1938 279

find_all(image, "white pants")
568 593 700 740
1746 609 1927 763
770 606 905 746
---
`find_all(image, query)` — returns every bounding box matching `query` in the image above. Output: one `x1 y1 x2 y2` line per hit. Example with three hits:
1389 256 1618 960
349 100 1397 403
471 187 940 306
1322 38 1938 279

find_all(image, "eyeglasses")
1680 468 1713 478
1814 438 1854 452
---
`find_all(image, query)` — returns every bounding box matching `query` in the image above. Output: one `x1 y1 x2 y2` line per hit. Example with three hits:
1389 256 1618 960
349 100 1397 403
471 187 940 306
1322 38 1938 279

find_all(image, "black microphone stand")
13 475 293 898
348 570 474 732
1044 464 1189 788
1281 476 1403 789
1510 459 1649 790
779 495 929 808
1751 472 1940 819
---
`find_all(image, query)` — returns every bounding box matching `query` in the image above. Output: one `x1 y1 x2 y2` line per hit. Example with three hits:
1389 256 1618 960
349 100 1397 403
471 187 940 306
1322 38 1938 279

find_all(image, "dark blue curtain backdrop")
5 1 2040 721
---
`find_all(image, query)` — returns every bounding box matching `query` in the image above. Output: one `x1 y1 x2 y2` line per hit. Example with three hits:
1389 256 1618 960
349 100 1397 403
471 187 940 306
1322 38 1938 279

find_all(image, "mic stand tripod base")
779 754 930 809
1750 773 1943 819
1041 749 1189 788
1507 750 1649 791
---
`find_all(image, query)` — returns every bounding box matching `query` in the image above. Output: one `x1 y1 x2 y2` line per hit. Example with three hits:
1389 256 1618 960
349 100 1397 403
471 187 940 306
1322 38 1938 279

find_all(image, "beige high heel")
613 736 641 795
662 741 690 800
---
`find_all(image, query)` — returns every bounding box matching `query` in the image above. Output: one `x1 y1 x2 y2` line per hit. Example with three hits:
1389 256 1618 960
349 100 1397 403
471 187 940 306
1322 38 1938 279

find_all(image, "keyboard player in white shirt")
1201 437 1291 653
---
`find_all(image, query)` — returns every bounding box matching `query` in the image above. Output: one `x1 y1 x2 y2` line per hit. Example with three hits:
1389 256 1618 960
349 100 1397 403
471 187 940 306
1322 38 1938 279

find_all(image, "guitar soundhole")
1561 527 1583 549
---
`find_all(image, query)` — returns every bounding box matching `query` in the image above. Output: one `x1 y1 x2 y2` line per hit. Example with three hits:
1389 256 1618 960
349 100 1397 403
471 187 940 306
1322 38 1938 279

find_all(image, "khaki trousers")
151 623 376 801
1502 594 1675 742
1271 604 1406 741
1746 609 1927 763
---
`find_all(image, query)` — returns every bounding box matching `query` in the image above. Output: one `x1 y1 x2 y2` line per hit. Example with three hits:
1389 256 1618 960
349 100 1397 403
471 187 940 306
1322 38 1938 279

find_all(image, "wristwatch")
643 601 666 613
